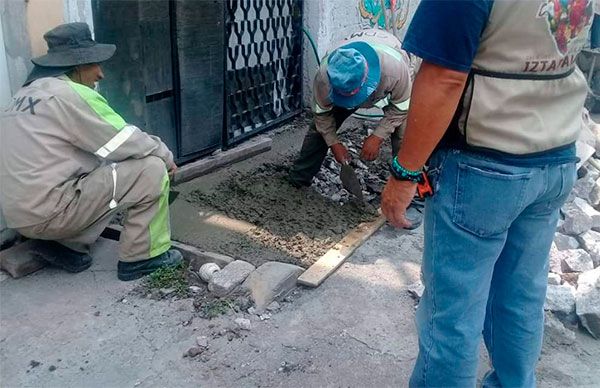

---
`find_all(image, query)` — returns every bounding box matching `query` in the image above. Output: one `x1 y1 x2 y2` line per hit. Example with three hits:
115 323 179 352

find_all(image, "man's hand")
331 143 350 164
381 177 418 228
360 134 384 161
167 161 178 179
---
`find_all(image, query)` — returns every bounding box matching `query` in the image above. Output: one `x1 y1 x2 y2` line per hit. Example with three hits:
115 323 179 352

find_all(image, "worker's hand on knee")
381 178 417 229
167 161 178 179
330 143 350 164
360 135 384 161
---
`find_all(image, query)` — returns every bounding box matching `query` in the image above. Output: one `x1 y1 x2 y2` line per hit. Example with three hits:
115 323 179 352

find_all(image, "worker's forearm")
396 61 469 171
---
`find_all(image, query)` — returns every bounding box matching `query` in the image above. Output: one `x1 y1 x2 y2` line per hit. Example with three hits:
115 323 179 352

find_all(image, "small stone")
159 288 175 296
259 313 272 321
184 346 205 358
407 281 425 301
355 160 368 170
578 230 600 268
48 365 57 372
247 307 258 315
196 336 209 348
121 299 128 304
93 311 100 317
189 286 202 293
29 360 41 369
575 267 600 339
331 194 341 202
553 233 580 251
548 273 562 285
266 301 281 311
544 284 576 315
560 249 594 273
234 317 252 331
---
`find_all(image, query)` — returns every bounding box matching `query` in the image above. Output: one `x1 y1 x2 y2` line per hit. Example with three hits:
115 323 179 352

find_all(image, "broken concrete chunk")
544 284 576 315
266 301 281 311
561 202 593 236
560 249 594 273
195 336 209 348
577 230 600 268
553 233 580 251
575 267 600 339
208 260 255 297
588 178 600 207
549 242 563 274
240 262 304 309
0 240 49 278
543 311 576 345
572 175 596 201
573 198 600 229
234 317 251 331
548 272 562 285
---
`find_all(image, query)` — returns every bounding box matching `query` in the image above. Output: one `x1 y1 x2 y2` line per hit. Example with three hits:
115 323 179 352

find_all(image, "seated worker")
0 23 182 281
288 28 412 186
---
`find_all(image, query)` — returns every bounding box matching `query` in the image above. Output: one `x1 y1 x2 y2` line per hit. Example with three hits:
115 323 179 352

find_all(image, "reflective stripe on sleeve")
95 125 136 158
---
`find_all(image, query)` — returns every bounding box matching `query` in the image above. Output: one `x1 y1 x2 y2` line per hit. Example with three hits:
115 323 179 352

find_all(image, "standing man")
288 29 412 187
0 23 183 281
381 1 593 387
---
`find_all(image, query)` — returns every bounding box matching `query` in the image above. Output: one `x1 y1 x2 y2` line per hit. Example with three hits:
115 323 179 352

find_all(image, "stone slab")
0 240 48 278
561 202 592 236
208 260 255 297
241 261 304 309
554 233 580 251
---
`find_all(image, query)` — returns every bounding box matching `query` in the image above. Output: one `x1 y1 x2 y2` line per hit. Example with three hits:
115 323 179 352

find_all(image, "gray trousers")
289 108 403 186
17 156 172 262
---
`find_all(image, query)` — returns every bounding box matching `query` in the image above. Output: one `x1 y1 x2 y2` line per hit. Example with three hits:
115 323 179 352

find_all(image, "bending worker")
288 28 414 187
0 23 182 281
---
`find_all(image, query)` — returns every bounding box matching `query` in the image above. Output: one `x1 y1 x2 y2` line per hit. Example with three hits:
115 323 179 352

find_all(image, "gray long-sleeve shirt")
313 29 413 146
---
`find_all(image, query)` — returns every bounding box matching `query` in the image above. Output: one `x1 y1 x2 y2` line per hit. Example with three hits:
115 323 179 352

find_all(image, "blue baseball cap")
326 41 381 109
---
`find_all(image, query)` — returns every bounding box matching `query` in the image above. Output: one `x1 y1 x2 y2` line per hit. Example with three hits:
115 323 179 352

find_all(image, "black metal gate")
92 0 303 162
224 0 303 146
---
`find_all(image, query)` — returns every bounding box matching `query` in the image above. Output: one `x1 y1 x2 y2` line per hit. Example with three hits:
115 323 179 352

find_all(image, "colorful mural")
358 0 411 31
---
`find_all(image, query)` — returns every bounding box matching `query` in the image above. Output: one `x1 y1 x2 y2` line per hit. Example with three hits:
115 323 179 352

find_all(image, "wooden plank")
173 136 272 184
297 214 387 288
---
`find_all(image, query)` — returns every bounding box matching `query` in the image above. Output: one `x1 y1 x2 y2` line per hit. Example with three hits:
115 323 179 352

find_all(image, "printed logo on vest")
538 0 594 55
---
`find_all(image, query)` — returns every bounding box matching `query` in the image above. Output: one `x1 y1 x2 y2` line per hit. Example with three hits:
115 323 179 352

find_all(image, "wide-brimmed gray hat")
31 22 115 67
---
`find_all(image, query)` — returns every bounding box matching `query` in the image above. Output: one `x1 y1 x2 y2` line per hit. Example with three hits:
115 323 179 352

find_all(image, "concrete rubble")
575 267 600 339
547 156 600 339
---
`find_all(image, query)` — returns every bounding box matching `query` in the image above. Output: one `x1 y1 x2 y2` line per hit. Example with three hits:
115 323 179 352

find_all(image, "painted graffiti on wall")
358 0 411 32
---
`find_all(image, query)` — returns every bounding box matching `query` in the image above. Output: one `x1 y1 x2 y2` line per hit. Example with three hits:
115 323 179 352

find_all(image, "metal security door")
224 0 303 146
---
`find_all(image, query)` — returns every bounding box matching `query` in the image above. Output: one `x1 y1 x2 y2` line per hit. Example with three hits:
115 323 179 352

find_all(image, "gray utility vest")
453 0 593 155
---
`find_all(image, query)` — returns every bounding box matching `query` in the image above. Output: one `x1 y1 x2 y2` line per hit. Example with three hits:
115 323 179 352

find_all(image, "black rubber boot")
117 249 183 281
42 241 93 273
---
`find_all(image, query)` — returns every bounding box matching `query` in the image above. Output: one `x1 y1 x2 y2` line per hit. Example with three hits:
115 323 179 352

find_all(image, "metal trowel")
340 161 364 201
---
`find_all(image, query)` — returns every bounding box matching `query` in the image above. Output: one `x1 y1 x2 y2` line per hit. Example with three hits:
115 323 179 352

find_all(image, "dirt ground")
171 114 390 268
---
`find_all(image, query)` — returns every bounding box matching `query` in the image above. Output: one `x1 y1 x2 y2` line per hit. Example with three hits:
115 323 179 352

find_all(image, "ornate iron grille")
225 0 303 146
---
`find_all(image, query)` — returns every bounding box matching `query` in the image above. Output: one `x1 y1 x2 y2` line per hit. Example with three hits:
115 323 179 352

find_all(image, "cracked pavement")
1 226 599 387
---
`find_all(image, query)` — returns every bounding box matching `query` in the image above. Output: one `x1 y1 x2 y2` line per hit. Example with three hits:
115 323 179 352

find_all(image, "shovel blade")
340 164 364 201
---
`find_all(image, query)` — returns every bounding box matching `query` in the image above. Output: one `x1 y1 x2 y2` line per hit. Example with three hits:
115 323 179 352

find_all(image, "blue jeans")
409 149 576 388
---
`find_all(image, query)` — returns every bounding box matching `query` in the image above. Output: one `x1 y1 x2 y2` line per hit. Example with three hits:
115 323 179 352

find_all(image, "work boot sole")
117 267 161 282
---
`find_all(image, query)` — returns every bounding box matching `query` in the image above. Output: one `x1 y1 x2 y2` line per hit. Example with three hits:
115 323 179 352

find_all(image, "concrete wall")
302 0 420 105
